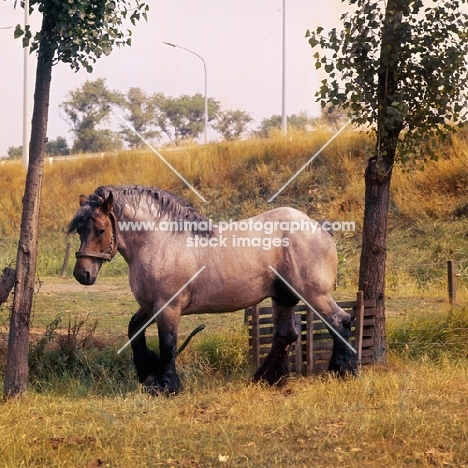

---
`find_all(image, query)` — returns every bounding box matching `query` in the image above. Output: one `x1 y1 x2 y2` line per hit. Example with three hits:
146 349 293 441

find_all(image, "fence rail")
245 292 376 375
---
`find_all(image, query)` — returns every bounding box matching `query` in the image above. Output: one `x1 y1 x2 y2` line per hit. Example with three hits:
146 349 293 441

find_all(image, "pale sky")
0 0 343 157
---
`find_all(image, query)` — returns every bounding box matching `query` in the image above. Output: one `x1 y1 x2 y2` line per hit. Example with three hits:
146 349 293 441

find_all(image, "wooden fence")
245 292 376 375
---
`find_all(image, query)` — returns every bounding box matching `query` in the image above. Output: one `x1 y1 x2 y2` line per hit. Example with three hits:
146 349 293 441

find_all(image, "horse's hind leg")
307 294 356 376
128 308 161 388
253 300 298 385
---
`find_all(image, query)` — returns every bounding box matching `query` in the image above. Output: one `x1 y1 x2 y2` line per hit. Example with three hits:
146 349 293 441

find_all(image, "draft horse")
69 185 356 394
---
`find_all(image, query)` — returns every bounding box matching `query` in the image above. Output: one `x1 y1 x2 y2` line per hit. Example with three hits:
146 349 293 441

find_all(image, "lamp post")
163 42 208 145
281 0 287 136
2 1 30 166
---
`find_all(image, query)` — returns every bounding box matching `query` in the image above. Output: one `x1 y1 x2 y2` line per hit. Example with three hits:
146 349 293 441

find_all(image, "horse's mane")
68 185 210 235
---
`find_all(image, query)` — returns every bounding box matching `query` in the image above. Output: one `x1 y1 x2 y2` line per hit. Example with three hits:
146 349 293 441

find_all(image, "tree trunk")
358 0 405 364
358 157 392 363
4 14 55 399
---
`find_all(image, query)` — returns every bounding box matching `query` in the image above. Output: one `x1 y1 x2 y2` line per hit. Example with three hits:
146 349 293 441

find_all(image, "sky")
0 0 344 157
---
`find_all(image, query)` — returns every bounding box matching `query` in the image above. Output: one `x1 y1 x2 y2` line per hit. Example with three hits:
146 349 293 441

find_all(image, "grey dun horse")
68 185 356 394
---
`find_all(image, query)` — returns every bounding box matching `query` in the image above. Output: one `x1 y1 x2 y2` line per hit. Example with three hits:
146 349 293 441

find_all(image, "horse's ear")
79 195 87 206
101 192 114 214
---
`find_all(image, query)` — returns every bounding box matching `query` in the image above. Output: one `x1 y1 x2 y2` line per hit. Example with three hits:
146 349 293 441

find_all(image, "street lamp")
163 42 208 145
281 0 287 136
2 2 30 166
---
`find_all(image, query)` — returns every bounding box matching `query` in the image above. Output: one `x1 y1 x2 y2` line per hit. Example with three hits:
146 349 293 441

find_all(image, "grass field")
2 358 468 467
0 276 468 467
1 131 468 466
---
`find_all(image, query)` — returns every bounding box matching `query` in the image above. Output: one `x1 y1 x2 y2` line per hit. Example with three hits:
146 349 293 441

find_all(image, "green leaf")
14 25 24 39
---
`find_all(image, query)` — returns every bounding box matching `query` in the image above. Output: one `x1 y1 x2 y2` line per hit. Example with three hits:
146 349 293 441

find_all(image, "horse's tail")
176 324 206 355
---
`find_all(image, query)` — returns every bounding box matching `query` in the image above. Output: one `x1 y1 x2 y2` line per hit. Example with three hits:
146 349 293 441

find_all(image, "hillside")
0 130 467 290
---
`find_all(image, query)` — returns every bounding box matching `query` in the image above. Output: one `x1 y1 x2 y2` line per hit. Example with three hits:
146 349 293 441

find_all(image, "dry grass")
0 277 467 467
1 130 467 289
1 356 468 467
1 130 467 232
0 130 371 234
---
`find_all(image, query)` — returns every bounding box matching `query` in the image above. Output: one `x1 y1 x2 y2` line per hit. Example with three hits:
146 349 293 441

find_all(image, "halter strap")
75 251 112 261
75 211 119 262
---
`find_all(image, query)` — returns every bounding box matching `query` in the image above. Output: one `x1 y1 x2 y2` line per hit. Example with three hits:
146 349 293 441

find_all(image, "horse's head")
68 192 118 285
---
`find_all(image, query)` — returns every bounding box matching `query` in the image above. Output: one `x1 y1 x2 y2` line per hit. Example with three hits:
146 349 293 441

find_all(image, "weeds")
388 305 468 360
27 313 135 394
57 312 100 363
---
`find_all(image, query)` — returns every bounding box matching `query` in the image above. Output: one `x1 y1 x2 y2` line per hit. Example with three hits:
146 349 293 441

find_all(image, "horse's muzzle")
73 258 102 285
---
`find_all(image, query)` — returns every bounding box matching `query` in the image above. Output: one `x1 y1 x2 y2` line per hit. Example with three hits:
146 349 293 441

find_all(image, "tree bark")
358 0 405 364
358 157 392 363
4 14 55 399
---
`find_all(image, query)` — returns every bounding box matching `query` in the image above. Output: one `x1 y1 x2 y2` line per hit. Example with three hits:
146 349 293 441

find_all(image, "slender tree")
45 136 69 156
120 87 161 147
156 93 220 145
254 112 314 137
4 0 148 398
213 109 253 141
61 78 124 153
308 0 468 363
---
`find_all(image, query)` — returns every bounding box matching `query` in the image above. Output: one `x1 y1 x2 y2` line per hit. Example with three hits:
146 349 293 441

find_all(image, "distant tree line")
5 79 348 157
7 136 70 159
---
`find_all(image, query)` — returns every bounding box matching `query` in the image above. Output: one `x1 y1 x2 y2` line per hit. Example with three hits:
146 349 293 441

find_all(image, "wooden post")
305 308 314 376
294 314 302 375
251 304 260 369
60 240 72 277
0 267 16 305
354 291 364 365
447 260 457 309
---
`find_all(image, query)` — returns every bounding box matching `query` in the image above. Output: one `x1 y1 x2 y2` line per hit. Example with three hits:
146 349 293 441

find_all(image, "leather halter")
75 211 119 262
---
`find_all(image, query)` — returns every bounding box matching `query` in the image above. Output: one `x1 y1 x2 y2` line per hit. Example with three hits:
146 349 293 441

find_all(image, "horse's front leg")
128 307 161 389
128 306 182 395
153 308 182 395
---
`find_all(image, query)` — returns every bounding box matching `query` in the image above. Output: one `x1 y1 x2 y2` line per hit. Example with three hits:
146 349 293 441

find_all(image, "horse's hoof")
327 367 357 379
144 383 180 396
328 356 357 378
143 376 182 396
145 385 177 396
253 366 289 387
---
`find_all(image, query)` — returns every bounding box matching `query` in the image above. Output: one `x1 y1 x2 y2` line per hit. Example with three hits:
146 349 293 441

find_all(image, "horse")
68 185 356 394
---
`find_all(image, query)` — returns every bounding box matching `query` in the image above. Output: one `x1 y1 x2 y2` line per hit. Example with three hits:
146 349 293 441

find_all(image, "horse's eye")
98 229 106 237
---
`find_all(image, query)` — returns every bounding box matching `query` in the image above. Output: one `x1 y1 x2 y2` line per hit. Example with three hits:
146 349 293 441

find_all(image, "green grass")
388 305 468 360
1 132 468 466
0 276 467 466
1 357 468 467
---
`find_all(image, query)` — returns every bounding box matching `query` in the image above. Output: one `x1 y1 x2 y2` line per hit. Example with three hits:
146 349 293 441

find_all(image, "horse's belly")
183 294 266 315
184 276 268 314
